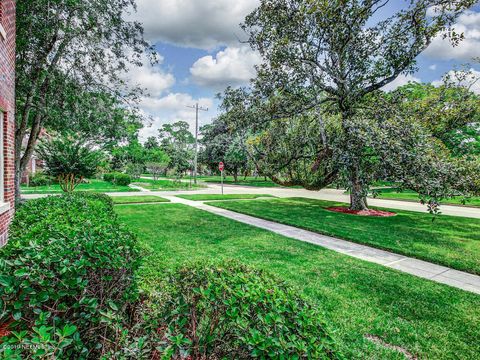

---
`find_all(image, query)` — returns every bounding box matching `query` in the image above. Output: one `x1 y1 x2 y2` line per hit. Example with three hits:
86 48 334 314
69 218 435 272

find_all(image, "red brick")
0 0 16 246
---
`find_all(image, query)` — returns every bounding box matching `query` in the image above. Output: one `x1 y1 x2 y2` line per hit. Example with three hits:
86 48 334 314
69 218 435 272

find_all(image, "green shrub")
28 171 53 187
103 172 132 186
0 193 139 358
103 172 115 182
37 135 103 192
132 261 340 359
114 173 132 186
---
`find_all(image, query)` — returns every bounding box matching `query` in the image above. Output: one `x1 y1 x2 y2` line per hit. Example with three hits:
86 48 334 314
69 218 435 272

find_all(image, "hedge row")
0 193 140 359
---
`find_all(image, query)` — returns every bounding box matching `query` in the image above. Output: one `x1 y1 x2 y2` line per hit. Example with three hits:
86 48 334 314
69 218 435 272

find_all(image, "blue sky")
128 1 480 140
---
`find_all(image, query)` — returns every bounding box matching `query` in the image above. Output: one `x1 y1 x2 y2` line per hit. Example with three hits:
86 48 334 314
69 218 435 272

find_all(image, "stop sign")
219 162 224 171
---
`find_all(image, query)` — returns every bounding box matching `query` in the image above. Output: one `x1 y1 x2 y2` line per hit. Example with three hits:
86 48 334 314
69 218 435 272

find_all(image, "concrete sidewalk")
165 195 480 295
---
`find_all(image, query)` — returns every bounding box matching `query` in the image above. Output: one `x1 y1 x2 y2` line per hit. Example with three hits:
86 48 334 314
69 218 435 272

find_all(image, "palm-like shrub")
37 135 102 192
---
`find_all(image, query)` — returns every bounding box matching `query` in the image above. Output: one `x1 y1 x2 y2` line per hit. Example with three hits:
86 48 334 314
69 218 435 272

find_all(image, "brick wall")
0 0 16 246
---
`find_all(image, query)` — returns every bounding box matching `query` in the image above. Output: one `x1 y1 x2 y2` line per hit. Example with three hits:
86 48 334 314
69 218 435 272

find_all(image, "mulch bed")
326 206 396 217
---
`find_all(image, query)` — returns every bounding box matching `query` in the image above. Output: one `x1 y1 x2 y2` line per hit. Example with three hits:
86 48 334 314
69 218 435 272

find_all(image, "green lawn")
373 188 480 207
176 194 275 201
133 178 205 191
197 175 293 188
209 198 480 275
116 203 480 360
20 179 137 194
110 195 169 204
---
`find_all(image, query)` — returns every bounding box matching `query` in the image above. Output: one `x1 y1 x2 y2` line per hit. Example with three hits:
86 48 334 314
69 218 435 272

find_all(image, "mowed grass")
133 178 205 191
110 195 169 204
20 179 137 194
176 194 275 201
197 175 292 188
116 204 480 360
373 187 480 207
209 198 480 275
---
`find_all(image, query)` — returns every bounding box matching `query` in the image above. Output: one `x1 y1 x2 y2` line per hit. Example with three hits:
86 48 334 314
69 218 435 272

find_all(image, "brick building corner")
0 0 16 246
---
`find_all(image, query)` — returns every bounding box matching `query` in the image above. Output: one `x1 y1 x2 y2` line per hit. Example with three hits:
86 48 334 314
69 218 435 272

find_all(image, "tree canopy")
235 0 478 210
16 0 152 199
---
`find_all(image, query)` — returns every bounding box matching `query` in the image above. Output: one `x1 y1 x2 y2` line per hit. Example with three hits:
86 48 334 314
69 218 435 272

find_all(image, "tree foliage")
201 115 249 181
15 0 152 199
145 148 170 180
238 0 477 210
37 135 103 192
390 75 480 156
158 121 195 176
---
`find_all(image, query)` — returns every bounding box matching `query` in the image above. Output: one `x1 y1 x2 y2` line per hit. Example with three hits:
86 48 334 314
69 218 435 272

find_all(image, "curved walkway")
165 195 480 295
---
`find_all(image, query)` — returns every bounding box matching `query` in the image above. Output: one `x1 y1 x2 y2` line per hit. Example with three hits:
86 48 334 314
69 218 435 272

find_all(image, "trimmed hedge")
103 172 132 186
115 261 340 359
0 193 139 358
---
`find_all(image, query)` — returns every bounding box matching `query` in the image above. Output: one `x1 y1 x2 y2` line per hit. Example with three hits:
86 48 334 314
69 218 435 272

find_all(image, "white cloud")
429 64 437 70
382 74 421 92
424 10 480 61
190 46 261 89
125 54 175 97
431 69 480 94
138 93 216 140
133 0 259 49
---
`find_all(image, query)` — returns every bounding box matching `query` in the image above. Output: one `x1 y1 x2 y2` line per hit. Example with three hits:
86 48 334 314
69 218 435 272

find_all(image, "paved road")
22 182 480 219
166 195 480 295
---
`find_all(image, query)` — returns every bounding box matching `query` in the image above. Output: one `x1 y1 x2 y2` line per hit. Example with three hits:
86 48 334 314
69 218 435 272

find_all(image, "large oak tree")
241 0 477 210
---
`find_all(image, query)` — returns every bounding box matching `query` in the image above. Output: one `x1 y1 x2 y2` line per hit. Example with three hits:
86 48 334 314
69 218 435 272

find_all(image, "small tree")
158 121 195 177
37 135 102 192
145 148 170 181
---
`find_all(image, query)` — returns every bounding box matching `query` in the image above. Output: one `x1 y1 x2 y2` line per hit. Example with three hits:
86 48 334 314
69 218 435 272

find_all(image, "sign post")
219 162 225 195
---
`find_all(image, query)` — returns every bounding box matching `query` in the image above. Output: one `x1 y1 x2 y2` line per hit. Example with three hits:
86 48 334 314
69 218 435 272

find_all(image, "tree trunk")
233 169 238 182
14 166 23 204
350 168 368 211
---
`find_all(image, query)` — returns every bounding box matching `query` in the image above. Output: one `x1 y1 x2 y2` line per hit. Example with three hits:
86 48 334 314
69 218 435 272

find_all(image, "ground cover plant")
176 194 275 201
20 179 137 194
209 198 480 275
116 203 480 360
111 195 169 204
0 193 140 358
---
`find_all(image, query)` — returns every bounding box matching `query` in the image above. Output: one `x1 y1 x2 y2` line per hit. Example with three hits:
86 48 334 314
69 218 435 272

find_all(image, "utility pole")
186 103 208 184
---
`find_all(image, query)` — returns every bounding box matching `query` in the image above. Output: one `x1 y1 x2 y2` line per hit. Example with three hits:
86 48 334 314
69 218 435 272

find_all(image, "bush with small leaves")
114 173 132 186
127 261 341 359
103 172 115 183
28 171 54 187
0 193 139 358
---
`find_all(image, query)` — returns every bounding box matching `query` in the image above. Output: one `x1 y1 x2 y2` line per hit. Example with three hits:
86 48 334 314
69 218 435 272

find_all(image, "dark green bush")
103 172 131 186
133 261 340 359
114 173 132 186
103 172 115 182
28 171 54 187
0 193 139 358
